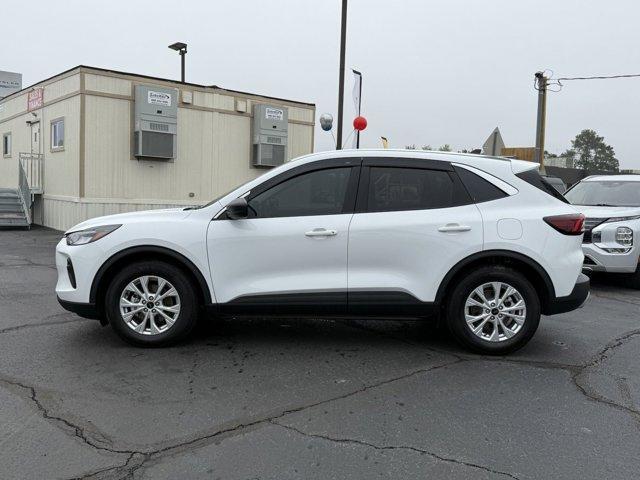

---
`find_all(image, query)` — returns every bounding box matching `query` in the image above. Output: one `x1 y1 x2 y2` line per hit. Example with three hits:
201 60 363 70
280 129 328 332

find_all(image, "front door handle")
438 223 471 233
305 228 338 237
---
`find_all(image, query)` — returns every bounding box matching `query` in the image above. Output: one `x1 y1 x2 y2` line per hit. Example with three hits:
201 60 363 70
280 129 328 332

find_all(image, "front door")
207 161 360 314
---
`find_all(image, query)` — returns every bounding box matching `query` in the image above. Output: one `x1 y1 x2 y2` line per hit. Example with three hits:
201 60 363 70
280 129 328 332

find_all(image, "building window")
51 118 64 150
2 132 10 157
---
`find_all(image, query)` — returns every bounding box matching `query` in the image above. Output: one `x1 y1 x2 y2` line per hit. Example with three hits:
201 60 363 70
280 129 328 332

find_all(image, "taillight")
544 214 585 235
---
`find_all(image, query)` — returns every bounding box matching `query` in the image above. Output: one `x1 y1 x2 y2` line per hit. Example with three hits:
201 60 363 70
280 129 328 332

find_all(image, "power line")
556 73 640 81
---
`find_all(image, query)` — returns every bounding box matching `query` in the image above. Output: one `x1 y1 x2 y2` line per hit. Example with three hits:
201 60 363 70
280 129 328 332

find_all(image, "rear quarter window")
516 169 568 203
454 166 509 203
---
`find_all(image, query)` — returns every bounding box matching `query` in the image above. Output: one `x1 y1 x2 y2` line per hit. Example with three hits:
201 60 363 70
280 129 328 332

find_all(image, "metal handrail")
18 153 44 193
18 161 32 225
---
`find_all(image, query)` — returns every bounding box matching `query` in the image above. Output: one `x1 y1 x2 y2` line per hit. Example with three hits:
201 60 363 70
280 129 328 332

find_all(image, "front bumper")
582 243 639 273
544 273 590 315
57 297 102 321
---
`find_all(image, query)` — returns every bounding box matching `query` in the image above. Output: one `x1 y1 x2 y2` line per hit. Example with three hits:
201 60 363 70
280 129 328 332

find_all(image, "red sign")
27 88 44 111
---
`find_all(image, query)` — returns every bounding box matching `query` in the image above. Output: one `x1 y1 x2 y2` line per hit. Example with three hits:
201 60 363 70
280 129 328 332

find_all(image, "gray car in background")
565 175 640 287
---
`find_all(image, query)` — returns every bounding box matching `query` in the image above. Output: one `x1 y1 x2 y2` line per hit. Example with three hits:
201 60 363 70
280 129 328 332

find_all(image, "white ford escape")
56 150 589 354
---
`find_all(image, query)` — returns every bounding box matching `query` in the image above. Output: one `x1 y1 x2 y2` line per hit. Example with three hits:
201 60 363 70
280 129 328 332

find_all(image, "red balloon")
353 116 368 131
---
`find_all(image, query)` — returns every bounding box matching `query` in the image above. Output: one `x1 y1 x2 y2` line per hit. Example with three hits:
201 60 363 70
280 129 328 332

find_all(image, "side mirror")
226 197 249 220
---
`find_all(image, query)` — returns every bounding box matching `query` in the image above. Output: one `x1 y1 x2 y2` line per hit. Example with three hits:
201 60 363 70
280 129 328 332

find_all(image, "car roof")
582 174 640 182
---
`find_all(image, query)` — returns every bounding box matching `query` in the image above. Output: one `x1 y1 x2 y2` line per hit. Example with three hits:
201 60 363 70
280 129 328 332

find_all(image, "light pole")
168 42 188 83
336 0 348 150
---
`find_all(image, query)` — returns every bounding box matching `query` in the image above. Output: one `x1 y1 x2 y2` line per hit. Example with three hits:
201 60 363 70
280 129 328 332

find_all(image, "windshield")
565 180 640 207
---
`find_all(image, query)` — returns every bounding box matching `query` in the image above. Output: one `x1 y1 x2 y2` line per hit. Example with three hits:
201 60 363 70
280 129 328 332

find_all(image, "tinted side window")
517 169 568 203
248 167 351 218
366 167 469 212
454 166 508 203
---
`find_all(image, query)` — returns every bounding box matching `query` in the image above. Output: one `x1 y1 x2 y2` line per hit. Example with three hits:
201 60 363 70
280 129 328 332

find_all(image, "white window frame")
2 132 10 158
51 117 65 151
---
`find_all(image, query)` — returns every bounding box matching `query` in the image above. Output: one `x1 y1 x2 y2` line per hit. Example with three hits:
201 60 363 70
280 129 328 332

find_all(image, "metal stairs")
0 188 30 228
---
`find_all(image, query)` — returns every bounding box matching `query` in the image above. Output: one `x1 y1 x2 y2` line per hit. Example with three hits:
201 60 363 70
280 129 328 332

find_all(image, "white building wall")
0 73 81 190
1 67 315 230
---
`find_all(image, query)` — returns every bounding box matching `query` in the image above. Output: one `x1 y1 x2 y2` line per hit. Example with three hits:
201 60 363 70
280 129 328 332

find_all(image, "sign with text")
148 90 172 106
0 70 22 99
265 107 284 121
27 88 44 111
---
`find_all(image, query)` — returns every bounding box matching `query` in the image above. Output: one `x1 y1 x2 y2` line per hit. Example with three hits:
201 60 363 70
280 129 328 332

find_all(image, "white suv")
565 175 640 287
55 150 589 354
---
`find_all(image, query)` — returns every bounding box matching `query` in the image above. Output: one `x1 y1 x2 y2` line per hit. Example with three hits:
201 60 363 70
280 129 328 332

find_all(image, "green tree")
438 144 452 152
563 129 619 172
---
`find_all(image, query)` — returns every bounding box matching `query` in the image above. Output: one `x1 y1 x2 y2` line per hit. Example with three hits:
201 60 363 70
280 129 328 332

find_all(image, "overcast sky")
4 0 640 167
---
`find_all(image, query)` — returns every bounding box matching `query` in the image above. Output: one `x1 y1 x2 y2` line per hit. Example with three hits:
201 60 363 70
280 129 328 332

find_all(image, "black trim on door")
213 291 436 318
217 292 348 316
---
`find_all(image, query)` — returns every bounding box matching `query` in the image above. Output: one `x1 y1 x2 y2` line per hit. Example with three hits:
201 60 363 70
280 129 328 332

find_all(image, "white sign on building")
0 71 22 99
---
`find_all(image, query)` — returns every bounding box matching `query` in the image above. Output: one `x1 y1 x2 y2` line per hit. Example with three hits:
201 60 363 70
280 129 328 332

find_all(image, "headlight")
616 226 633 246
66 224 121 246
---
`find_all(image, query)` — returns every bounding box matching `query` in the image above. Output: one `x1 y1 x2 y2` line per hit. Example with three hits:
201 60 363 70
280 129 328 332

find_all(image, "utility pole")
534 71 548 172
336 0 348 150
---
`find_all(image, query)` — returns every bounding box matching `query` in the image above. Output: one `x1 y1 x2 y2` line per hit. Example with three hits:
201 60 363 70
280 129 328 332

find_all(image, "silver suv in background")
565 175 640 287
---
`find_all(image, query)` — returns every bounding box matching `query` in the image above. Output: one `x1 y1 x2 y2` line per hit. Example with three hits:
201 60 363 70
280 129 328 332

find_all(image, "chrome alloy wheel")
119 276 181 336
464 282 526 342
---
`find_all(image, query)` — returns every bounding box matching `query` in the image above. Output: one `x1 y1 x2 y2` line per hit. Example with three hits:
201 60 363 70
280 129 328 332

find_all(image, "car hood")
65 208 193 233
572 205 640 219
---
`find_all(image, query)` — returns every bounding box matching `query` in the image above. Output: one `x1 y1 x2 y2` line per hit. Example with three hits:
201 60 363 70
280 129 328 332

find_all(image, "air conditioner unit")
252 104 288 167
134 85 177 160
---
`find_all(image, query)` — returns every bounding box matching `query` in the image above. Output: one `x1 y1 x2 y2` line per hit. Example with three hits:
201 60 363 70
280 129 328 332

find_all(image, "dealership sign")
0 70 22 99
148 90 172 106
27 88 44 111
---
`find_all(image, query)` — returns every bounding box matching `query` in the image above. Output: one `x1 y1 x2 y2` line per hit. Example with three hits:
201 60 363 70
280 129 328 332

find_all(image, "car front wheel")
105 261 198 346
445 266 541 355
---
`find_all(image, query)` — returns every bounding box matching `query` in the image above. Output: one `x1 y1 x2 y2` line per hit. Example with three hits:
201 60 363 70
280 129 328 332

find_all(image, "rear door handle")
438 223 471 233
305 228 338 237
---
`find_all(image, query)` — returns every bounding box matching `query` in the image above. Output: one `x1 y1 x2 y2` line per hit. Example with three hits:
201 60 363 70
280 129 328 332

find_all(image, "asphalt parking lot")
1 227 639 480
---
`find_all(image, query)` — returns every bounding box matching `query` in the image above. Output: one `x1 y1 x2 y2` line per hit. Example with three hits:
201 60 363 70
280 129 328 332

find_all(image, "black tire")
625 266 640 290
445 266 541 355
105 260 198 347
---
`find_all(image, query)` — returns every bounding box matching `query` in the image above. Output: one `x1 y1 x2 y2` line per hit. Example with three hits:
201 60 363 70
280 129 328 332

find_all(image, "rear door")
347 157 484 312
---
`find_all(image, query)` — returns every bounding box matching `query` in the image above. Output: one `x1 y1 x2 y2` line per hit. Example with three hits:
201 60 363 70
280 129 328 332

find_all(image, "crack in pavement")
60 359 464 479
0 315 87 335
270 420 521 480
571 329 640 419
342 320 640 421
1 308 638 479
0 377 135 456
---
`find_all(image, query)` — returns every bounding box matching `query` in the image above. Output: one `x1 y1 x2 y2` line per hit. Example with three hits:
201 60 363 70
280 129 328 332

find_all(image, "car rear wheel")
105 261 198 346
445 266 540 355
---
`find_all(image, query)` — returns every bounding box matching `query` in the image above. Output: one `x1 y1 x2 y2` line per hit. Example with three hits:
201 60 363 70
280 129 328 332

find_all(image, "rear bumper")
57 297 103 322
544 273 590 315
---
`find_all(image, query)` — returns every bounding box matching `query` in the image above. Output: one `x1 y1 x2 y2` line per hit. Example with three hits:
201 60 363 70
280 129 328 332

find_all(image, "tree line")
406 129 620 172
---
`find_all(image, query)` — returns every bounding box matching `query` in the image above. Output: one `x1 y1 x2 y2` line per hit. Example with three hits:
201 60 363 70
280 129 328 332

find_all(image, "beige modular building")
0 65 315 231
